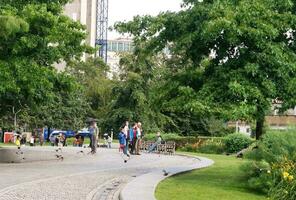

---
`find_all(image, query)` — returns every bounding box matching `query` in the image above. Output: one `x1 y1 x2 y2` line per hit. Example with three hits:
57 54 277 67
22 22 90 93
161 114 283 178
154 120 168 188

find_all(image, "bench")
141 141 175 155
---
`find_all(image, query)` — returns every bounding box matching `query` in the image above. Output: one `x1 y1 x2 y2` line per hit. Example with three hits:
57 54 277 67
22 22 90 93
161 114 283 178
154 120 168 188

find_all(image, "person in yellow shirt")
15 135 21 148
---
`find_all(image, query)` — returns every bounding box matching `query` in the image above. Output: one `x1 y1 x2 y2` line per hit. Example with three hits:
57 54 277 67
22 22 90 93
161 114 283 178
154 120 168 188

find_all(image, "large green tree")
0 0 92 130
115 0 296 139
67 58 115 131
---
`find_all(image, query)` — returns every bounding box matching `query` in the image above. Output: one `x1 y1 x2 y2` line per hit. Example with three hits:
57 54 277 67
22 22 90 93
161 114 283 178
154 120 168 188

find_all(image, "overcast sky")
108 0 183 39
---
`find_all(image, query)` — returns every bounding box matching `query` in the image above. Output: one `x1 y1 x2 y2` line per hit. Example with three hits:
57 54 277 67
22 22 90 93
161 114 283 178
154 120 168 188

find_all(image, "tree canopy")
0 0 92 130
114 0 296 138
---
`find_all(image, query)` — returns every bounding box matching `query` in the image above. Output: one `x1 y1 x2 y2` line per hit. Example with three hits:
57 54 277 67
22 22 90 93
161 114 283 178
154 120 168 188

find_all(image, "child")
118 129 126 153
30 136 34 146
107 134 112 148
118 128 129 162
15 135 21 148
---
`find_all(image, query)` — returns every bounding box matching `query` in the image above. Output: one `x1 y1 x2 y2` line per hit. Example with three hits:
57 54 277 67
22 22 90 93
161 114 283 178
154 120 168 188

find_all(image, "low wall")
0 147 58 163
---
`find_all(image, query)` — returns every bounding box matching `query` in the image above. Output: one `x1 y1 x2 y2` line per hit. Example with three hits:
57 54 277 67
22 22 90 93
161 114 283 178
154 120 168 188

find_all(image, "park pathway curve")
0 147 213 200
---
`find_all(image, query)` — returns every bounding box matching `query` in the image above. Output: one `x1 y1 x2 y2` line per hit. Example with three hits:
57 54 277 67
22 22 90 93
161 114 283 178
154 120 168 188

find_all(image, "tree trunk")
255 117 264 140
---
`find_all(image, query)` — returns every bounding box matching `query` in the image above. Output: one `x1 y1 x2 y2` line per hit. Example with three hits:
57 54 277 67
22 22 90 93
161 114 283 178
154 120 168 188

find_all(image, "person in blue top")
129 123 138 155
118 127 129 162
118 128 126 150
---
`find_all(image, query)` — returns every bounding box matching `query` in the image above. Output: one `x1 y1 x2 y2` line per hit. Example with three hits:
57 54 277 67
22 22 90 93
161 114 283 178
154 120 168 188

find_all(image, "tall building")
107 38 134 77
64 0 97 48
55 0 97 71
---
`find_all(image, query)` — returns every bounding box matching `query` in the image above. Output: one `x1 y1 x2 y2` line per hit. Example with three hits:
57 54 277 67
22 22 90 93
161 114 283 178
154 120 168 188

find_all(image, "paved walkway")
120 155 214 200
0 147 213 200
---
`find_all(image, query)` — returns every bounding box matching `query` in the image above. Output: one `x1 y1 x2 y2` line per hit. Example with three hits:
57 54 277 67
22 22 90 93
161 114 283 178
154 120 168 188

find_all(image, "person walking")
118 127 129 162
39 133 44 146
107 130 113 149
57 133 65 147
89 121 99 154
30 136 34 146
15 135 21 148
123 121 130 155
129 123 138 154
135 122 142 155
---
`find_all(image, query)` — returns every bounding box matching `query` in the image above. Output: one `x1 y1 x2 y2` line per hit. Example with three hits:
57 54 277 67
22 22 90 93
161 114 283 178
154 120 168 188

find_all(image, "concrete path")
0 147 213 200
120 156 214 200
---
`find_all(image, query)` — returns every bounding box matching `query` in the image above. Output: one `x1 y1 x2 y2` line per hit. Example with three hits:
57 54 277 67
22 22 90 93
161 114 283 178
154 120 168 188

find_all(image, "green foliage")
114 0 296 139
242 130 296 197
66 57 114 130
181 144 197 153
269 165 296 200
200 117 235 137
181 137 226 154
0 0 92 130
144 133 183 141
224 133 253 153
144 133 200 150
197 142 225 154
241 161 273 194
246 130 296 163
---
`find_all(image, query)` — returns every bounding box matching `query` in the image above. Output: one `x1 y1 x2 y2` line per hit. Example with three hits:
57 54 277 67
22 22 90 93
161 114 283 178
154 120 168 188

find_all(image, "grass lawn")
155 153 267 200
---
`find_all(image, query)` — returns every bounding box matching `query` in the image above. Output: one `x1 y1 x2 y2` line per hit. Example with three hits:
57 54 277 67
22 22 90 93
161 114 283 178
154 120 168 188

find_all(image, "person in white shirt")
123 121 130 155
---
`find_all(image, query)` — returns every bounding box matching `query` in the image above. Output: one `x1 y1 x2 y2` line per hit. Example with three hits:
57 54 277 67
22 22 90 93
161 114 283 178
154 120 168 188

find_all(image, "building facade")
64 0 97 48
106 38 133 77
55 0 97 71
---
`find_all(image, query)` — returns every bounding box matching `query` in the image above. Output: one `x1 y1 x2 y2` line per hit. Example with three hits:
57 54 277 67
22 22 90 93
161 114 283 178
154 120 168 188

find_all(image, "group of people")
118 121 165 162
15 133 41 147
118 121 143 157
10 120 163 158
73 135 85 147
49 133 66 147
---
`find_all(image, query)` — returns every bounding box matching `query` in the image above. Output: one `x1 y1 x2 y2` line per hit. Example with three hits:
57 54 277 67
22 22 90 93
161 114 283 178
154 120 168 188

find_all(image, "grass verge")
155 153 267 200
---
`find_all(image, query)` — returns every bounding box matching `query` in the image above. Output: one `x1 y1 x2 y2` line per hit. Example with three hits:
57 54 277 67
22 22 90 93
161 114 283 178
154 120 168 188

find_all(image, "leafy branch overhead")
114 0 296 138
0 0 93 130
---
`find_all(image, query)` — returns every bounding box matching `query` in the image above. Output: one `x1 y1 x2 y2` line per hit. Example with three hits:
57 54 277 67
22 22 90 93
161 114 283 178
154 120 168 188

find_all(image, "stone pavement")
0 147 213 200
120 155 214 200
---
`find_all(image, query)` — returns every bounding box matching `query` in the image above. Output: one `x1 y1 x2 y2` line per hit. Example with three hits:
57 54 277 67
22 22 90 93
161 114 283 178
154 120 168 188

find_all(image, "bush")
197 143 225 154
242 130 296 198
241 160 272 194
257 130 296 163
224 133 253 153
269 161 296 200
179 137 225 154
181 144 197 152
196 139 225 154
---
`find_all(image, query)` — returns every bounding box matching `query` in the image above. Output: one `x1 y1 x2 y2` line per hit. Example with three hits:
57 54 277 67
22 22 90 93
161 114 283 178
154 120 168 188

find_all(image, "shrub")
179 137 225 154
242 130 296 198
224 133 253 153
181 144 197 152
143 133 183 141
197 143 225 154
241 160 272 194
257 131 296 163
196 139 225 154
269 162 296 200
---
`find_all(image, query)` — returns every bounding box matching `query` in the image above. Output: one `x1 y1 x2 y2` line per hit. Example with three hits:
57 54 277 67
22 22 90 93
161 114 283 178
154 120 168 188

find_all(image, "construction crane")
96 0 108 63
